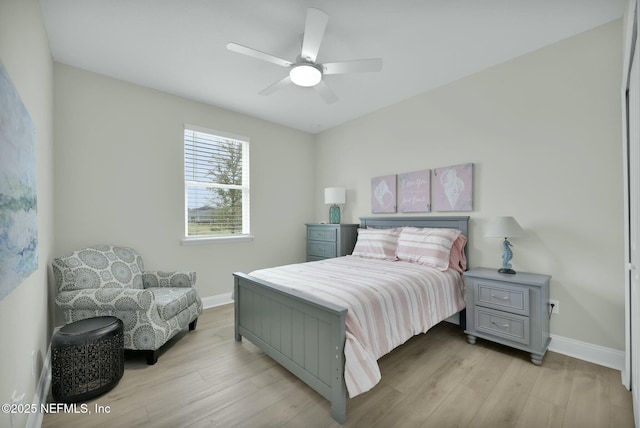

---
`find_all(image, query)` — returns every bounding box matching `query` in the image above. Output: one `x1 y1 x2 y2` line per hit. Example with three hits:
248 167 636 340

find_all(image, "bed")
233 216 469 424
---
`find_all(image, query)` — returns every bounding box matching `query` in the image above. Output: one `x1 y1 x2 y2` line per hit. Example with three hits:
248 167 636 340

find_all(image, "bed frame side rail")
233 272 348 423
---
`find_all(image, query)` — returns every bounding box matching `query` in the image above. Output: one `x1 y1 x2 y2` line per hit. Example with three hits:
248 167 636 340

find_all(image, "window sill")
181 235 254 245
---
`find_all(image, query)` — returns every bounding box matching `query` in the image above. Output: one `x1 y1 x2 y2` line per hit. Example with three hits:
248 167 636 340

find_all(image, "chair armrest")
142 271 196 288
56 288 154 311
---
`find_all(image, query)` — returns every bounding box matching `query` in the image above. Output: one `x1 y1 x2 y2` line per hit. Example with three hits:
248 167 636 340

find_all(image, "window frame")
181 124 252 245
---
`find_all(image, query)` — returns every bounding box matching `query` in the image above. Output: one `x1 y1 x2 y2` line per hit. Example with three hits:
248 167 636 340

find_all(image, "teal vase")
329 205 341 224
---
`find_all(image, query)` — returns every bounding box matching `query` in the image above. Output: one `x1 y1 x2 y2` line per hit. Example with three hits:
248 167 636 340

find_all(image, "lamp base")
498 268 516 274
329 205 341 224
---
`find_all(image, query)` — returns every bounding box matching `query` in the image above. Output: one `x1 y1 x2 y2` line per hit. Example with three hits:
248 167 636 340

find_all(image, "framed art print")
433 163 473 211
398 169 430 212
371 174 396 213
0 58 38 300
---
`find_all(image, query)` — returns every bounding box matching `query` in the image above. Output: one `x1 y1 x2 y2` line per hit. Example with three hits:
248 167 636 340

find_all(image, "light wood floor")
42 304 634 428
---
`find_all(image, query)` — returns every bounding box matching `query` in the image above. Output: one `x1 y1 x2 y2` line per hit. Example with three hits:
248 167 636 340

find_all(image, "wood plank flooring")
42 304 634 427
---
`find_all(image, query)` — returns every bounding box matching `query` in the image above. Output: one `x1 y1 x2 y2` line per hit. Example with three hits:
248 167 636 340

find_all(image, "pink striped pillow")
448 234 468 273
351 228 400 260
396 227 462 270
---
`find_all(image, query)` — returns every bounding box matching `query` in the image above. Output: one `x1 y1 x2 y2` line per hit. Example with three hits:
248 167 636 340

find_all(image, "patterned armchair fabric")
53 245 203 364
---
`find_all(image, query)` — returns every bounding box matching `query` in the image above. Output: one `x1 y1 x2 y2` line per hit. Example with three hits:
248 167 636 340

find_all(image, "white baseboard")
201 292 233 309
548 333 625 371
26 345 51 428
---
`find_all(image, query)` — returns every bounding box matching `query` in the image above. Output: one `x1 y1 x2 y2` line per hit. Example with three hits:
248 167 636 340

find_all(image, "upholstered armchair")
53 245 203 364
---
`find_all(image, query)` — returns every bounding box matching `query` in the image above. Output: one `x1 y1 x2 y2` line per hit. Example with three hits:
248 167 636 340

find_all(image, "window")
183 125 250 242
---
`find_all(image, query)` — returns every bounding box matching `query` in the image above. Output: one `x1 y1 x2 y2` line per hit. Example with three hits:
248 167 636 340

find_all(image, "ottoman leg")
146 350 158 365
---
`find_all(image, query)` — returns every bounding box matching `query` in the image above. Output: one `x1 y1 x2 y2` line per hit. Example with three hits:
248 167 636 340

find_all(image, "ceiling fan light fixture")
289 64 322 87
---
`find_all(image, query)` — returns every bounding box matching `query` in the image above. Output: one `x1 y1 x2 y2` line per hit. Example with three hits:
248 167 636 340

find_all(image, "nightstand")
306 224 359 261
464 267 551 365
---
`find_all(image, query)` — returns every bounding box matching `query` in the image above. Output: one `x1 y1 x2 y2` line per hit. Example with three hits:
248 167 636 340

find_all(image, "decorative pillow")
448 234 468 273
396 227 462 270
351 228 400 260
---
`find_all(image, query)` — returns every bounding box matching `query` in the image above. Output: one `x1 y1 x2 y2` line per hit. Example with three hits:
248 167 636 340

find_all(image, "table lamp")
485 216 525 274
324 187 346 224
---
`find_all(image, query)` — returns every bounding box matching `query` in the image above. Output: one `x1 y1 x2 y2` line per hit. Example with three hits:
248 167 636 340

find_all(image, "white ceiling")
39 0 624 134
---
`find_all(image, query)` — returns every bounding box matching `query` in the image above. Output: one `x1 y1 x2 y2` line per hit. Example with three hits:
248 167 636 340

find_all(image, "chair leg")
189 318 198 331
146 350 158 365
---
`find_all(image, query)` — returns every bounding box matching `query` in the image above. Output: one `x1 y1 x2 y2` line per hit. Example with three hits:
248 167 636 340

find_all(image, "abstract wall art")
398 169 431 212
371 174 397 213
0 58 38 300
433 163 473 211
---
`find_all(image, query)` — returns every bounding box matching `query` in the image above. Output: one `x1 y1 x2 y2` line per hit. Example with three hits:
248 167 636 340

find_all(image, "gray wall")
0 1 54 427
314 20 624 350
53 63 316 318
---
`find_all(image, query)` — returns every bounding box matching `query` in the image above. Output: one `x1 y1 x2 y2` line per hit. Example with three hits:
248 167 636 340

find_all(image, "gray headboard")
359 216 470 264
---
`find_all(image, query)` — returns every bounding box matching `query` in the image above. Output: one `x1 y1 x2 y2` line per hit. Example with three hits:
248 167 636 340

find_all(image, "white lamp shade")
485 216 525 238
324 187 346 205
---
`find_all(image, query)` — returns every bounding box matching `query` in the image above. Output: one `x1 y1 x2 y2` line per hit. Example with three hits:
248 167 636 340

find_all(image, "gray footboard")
233 272 348 424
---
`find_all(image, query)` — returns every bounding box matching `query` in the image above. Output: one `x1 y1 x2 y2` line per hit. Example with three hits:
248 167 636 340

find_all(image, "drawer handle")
491 321 509 329
491 295 510 301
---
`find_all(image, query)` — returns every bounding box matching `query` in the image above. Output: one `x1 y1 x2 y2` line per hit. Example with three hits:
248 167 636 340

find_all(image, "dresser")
306 223 359 261
464 267 551 365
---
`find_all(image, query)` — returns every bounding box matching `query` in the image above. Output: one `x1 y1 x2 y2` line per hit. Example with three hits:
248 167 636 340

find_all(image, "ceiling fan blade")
322 58 383 75
314 80 338 104
301 8 328 62
259 76 292 96
226 42 293 68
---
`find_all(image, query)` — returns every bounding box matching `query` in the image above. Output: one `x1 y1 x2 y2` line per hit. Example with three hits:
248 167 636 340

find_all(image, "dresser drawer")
307 241 337 258
474 279 530 316
475 306 530 345
307 228 337 242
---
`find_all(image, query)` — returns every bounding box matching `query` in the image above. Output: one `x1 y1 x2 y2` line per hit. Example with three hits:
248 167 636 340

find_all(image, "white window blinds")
184 126 250 238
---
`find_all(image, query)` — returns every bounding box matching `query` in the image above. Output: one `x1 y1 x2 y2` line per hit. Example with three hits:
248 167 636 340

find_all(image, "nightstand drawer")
307 228 337 242
306 223 358 262
474 280 530 316
464 267 551 365
307 241 336 258
475 306 530 345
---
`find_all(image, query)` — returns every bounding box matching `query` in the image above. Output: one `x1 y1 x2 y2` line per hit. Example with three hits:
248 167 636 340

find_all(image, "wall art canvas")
0 58 38 301
433 163 473 211
398 169 431 212
371 174 397 213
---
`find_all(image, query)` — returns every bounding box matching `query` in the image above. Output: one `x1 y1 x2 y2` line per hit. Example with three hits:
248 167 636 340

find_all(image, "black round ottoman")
51 316 124 402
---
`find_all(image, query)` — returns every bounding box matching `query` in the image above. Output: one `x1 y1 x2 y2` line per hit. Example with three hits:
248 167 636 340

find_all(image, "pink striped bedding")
248 255 466 397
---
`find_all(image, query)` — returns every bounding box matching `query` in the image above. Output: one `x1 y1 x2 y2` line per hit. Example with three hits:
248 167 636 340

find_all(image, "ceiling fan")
226 8 383 104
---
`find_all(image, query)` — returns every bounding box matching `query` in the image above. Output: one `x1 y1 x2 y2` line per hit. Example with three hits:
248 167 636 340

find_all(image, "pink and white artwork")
371 174 397 213
433 163 473 211
398 169 431 212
